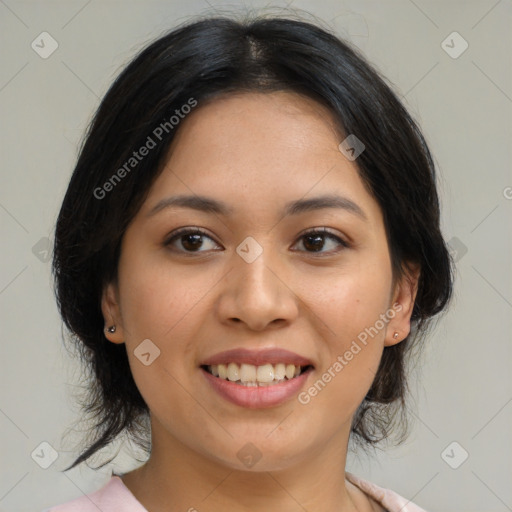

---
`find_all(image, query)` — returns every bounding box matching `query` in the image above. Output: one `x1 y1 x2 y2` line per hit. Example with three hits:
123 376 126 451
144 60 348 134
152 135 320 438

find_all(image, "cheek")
117 248 200 341
303 263 392 342
297 264 391 407
116 247 213 397
115 251 203 423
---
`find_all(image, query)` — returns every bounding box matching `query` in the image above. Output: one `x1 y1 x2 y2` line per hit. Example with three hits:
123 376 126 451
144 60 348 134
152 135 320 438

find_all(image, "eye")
164 227 350 256
293 228 350 255
164 227 221 254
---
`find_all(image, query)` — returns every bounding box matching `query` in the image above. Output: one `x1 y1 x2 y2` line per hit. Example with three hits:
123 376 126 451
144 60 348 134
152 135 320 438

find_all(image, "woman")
46 13 453 512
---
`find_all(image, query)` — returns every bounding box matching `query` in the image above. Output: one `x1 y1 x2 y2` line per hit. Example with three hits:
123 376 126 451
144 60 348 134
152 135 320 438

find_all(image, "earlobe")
385 263 420 347
101 282 125 344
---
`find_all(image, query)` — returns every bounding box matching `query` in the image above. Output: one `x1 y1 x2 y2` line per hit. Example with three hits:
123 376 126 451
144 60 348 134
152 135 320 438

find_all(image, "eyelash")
163 227 350 256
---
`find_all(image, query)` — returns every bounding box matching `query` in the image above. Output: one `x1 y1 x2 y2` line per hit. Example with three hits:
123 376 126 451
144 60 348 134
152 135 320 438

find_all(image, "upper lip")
200 348 314 367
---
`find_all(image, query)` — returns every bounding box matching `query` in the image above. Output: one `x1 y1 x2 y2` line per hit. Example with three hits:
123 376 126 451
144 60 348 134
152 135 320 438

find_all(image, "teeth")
227 362 240 381
218 364 227 380
256 363 274 383
286 364 296 379
275 363 286 380
240 363 256 383
206 362 306 385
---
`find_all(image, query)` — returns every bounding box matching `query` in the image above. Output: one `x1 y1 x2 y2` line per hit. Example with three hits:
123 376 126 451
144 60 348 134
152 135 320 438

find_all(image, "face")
102 91 418 472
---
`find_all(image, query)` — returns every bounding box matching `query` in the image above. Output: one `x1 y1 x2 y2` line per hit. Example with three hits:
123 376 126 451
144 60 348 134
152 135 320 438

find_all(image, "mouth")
200 362 314 387
199 347 315 407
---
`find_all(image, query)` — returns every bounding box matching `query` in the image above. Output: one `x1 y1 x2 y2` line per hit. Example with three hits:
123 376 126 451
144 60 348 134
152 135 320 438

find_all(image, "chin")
198 434 313 473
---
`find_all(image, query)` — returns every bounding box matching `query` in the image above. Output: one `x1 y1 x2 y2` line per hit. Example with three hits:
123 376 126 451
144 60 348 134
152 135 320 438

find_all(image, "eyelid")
292 227 350 253
297 227 349 244
163 226 219 247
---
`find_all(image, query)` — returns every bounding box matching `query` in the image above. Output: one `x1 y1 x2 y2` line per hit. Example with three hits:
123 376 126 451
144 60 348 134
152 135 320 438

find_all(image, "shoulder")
42 475 147 512
345 472 429 512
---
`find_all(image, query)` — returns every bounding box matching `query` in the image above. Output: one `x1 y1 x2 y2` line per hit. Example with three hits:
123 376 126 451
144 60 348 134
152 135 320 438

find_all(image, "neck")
120 417 366 512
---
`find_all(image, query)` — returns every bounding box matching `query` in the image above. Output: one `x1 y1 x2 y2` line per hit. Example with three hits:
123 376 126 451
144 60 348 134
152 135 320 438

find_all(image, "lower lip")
201 367 313 409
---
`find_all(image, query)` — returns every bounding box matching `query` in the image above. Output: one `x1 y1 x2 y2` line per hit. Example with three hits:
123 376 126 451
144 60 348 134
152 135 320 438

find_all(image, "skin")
102 91 420 512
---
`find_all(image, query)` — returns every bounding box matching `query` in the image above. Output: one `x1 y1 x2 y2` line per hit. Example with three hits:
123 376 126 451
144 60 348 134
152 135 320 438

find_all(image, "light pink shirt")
42 472 427 512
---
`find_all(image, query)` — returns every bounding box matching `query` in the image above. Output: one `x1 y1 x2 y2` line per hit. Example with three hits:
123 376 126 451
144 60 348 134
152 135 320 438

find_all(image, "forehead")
170 90 344 154
138 91 382 229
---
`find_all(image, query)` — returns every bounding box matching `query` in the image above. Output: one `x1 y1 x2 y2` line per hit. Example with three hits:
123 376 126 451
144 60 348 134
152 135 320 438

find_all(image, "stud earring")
106 325 116 333
393 332 399 339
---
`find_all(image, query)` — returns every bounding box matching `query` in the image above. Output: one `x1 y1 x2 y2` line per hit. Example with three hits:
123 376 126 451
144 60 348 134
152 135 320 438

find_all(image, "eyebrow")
146 193 367 221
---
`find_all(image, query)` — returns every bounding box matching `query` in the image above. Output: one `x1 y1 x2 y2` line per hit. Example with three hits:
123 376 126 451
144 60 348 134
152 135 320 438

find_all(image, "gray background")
1 1 511 511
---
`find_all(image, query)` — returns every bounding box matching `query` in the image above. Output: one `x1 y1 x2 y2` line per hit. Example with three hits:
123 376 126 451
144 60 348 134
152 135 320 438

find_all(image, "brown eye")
164 228 220 253
294 228 349 255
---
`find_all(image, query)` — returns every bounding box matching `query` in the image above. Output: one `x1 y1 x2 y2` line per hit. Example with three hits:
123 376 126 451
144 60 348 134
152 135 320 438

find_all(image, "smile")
200 364 314 408
203 362 312 386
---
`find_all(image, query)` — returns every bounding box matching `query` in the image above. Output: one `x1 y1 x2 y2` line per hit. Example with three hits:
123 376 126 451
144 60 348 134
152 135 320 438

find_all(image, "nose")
215 245 299 331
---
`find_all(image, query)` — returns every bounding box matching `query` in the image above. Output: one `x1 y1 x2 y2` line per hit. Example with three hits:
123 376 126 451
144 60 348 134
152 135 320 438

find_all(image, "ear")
101 281 126 344
385 262 421 347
